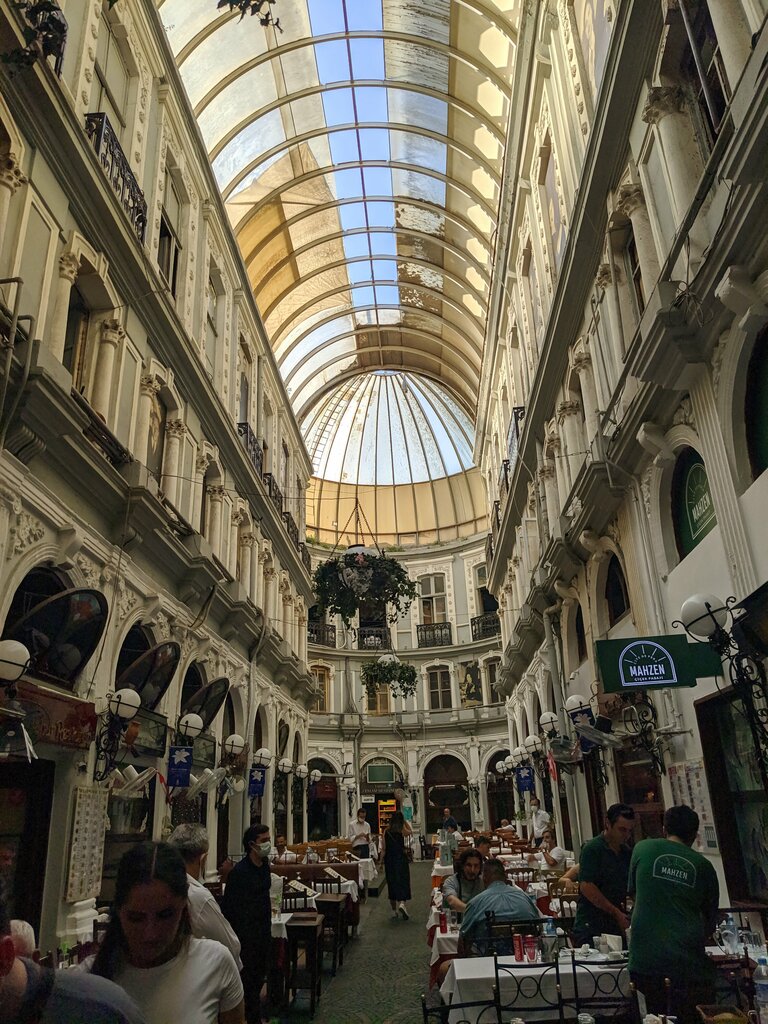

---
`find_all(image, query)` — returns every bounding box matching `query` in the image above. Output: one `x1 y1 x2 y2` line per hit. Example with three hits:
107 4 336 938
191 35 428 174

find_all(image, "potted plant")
361 655 418 701
312 550 417 628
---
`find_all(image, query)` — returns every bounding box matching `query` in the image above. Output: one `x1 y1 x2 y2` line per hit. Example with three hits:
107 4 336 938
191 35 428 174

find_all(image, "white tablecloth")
430 928 460 966
315 878 360 902
270 913 294 940
356 858 377 885
440 954 629 1024
431 863 456 878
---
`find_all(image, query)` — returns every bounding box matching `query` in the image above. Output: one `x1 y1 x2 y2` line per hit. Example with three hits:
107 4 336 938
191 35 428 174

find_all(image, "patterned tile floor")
278 860 434 1023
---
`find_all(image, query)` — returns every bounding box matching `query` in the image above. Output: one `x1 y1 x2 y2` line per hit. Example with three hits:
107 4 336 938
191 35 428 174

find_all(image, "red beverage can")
513 933 524 961
439 911 447 934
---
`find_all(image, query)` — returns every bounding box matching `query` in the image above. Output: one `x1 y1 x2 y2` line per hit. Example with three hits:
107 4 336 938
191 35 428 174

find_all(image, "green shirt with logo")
628 837 719 983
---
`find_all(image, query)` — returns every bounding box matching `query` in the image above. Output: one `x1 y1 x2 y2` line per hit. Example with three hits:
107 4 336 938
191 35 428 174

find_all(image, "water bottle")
754 956 768 1024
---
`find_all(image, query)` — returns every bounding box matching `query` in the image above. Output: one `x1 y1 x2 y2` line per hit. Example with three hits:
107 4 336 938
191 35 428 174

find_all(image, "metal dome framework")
160 0 519 544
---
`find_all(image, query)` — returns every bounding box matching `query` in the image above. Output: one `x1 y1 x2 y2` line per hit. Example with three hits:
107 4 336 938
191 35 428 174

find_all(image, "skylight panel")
346 0 384 33
366 202 395 227
376 285 400 305
322 88 356 126
329 129 359 165
307 0 347 36
350 38 385 80
342 234 371 260
354 87 388 123
363 167 393 195
340 203 368 230
333 169 365 199
315 40 352 84
359 128 390 163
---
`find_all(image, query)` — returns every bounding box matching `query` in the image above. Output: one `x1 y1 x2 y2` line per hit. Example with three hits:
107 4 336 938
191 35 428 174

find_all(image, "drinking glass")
524 935 538 962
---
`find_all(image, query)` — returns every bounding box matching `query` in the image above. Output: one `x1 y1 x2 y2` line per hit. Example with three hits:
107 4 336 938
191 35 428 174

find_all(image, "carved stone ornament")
195 451 212 476
166 419 187 439
596 263 612 289
74 552 100 586
671 396 695 428
58 251 81 284
711 331 729 396
116 579 138 621
0 156 27 194
140 374 160 398
557 399 580 421
616 183 645 219
9 512 45 558
155 611 171 641
642 85 684 125
100 318 125 346
640 467 653 519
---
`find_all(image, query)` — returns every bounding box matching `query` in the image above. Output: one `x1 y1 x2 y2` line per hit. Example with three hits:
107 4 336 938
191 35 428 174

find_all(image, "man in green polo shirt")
628 805 719 1024
572 803 635 946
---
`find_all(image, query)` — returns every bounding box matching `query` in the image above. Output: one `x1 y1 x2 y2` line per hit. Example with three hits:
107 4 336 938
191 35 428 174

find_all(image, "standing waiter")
347 807 372 859
221 823 272 1024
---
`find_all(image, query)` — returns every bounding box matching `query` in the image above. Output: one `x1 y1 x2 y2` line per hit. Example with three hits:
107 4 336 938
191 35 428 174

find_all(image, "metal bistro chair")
556 955 639 1024
282 880 312 911
493 959 564 1024
421 991 499 1024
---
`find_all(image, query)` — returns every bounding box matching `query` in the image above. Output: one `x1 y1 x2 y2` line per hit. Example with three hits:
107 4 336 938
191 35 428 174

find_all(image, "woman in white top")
89 842 244 1024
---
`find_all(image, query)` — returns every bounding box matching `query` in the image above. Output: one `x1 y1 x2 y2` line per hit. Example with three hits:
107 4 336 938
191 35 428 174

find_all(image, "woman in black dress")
381 810 412 919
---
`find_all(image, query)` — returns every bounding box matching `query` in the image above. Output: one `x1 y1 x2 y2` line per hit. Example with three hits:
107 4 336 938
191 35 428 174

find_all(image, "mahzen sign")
595 634 722 694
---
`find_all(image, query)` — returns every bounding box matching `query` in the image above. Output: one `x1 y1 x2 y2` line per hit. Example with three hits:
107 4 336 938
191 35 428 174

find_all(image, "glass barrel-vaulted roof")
160 0 518 544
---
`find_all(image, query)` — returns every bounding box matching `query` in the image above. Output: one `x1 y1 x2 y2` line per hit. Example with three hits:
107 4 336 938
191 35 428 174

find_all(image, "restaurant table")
286 913 325 1018
429 927 460 987
440 953 629 1024
356 857 377 886
432 862 456 887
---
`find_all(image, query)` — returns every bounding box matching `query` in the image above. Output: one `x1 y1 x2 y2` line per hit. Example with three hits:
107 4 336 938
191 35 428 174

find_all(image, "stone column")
616 182 660 292
240 533 254 598
264 565 277 625
539 460 559 539
0 157 26 264
91 319 124 420
572 343 599 445
642 87 706 251
47 252 80 362
547 435 570 511
206 484 225 557
230 510 243 578
162 420 187 508
192 452 211 533
558 400 583 487
297 609 307 664
134 374 159 465
512 557 525 616
596 262 625 373
250 530 262 607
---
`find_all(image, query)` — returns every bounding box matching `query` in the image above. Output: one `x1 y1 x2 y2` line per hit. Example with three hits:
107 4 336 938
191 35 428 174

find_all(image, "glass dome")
161 0 518 543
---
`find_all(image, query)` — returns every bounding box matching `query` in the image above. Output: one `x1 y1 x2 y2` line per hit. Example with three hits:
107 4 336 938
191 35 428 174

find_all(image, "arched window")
575 604 587 664
671 446 717 559
605 555 630 627
746 327 768 480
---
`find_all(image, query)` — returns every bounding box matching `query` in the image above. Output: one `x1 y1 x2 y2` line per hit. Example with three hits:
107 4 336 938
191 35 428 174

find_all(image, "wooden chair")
315 875 342 894
548 878 579 898
282 880 312 911
506 867 535 890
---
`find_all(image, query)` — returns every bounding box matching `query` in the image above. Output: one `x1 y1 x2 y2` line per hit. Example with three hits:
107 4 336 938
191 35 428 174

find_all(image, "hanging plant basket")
313 551 417 628
361 658 418 701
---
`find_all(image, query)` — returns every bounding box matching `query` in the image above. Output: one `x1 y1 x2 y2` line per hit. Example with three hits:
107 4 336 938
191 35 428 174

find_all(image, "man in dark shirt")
221 822 273 1024
441 807 459 830
572 803 635 946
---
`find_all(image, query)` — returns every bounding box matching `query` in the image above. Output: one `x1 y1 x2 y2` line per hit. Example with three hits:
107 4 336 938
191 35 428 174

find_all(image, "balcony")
308 623 336 648
299 542 312 574
417 622 452 648
24 0 68 75
357 626 391 651
471 612 501 642
282 510 299 548
237 422 263 478
262 472 283 517
491 499 501 538
485 532 494 568
498 459 510 498
507 406 525 470
84 113 147 243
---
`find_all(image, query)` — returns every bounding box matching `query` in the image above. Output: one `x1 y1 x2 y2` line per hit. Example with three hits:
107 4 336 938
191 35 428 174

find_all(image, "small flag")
515 766 535 793
167 746 193 787
248 767 266 798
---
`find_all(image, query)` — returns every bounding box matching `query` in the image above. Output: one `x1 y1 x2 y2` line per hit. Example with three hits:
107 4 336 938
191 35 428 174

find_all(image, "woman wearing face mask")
220 824 273 1024
88 842 244 1024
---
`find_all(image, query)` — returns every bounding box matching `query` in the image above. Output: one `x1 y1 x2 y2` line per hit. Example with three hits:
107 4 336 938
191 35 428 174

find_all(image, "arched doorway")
485 749 513 828
307 758 337 839
423 754 469 833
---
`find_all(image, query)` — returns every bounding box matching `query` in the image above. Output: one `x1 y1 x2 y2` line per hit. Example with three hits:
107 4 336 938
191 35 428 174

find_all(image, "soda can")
513 933 524 961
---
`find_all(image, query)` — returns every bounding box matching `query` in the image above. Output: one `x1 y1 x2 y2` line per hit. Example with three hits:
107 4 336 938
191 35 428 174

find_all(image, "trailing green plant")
361 659 418 701
217 0 282 30
312 551 417 628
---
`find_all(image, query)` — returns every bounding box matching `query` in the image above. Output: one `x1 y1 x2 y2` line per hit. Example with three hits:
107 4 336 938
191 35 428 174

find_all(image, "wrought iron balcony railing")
282 510 299 548
485 532 494 568
262 472 283 517
299 542 312 574
84 113 147 243
498 458 510 498
491 499 501 537
237 421 263 478
308 623 336 648
357 626 391 651
417 622 452 648
507 406 525 470
471 612 501 642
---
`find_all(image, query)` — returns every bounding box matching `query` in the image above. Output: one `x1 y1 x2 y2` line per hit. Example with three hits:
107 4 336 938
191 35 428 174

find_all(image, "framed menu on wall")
668 759 719 853
66 786 109 902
